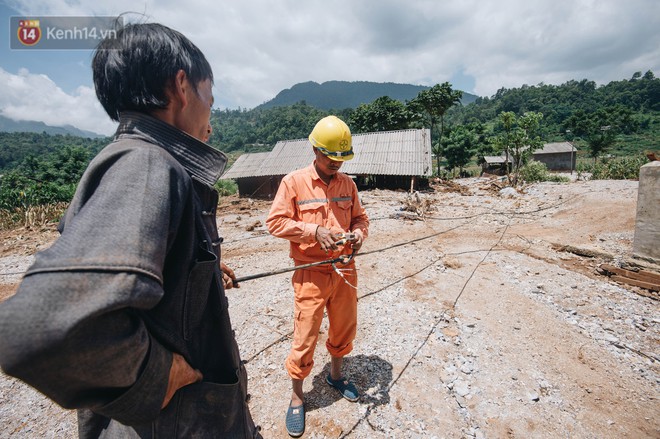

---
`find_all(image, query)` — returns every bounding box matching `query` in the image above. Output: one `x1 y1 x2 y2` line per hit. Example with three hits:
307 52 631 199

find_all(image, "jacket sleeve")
0 144 186 425
266 176 318 243
350 181 369 239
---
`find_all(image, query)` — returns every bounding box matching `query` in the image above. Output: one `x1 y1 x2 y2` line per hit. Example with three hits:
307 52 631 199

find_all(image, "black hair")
92 22 213 121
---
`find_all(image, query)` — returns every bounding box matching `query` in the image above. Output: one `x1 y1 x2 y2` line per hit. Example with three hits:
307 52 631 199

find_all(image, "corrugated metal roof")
483 142 577 164
344 129 431 176
221 152 270 179
483 155 511 164
221 128 432 179
258 139 314 176
533 142 576 154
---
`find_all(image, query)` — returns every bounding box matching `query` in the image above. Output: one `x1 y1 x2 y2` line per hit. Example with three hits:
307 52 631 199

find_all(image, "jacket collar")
114 111 227 187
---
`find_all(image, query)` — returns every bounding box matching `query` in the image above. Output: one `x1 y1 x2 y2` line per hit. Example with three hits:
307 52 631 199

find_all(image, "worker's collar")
114 111 227 187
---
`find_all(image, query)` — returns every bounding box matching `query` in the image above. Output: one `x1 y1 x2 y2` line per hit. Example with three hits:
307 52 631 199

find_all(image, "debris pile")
399 191 436 219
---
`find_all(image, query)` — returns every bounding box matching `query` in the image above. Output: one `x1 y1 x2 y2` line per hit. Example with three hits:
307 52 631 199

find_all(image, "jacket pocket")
333 199 353 226
183 241 217 341
166 376 252 438
104 371 259 438
298 201 325 224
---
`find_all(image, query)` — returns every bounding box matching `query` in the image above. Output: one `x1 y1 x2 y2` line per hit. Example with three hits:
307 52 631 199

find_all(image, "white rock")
454 380 470 397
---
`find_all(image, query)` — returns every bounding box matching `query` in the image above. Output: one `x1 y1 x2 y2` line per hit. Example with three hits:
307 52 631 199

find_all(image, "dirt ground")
0 176 658 438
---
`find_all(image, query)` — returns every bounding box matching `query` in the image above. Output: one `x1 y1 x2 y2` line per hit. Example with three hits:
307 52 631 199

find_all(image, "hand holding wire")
348 230 364 252
315 226 339 252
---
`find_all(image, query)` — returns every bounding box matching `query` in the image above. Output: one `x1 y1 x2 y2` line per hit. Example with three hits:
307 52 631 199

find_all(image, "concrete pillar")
633 161 660 264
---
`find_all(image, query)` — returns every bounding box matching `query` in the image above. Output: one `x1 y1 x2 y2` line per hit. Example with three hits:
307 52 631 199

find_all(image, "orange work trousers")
285 263 358 380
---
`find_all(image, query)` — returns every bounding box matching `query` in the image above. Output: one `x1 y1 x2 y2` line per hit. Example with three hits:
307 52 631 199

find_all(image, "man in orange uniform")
266 115 369 437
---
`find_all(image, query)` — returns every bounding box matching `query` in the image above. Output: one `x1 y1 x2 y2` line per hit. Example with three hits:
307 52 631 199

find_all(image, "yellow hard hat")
309 115 354 161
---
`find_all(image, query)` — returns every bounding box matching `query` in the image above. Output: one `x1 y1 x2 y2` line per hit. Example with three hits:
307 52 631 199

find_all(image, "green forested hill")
0 132 108 172
0 115 104 138
445 72 659 156
257 80 479 110
449 74 659 130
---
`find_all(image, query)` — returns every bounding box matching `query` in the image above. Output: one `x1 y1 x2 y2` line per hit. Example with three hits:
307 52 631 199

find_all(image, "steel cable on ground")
0 196 569 410
243 211 509 368
243 218 476 363
342 199 656 434
339 217 513 438
232 193 548 284
0 191 581 277
247 233 518 437
452 217 512 308
221 192 578 246
0 197 545 282
0 271 25 276
0 194 586 423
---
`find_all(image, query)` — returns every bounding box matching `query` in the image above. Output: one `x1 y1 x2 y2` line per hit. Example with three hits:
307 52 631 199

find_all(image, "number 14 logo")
17 20 41 46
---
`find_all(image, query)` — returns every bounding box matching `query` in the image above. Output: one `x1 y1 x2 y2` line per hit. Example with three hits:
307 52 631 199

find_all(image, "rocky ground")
0 176 658 438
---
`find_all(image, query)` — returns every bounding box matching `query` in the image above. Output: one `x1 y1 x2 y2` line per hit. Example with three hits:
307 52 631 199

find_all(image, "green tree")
494 111 544 186
409 82 463 175
0 146 89 210
442 125 477 177
586 126 616 163
211 103 331 152
565 106 631 162
349 96 410 133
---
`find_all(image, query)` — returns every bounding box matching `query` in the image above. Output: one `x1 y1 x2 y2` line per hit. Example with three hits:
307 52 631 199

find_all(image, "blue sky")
2 0 659 136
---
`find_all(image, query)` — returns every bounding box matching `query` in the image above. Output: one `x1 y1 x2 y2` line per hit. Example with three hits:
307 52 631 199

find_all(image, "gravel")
1 177 658 438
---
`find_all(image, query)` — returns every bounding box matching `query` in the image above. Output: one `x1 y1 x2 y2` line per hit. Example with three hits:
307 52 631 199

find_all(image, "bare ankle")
291 378 304 406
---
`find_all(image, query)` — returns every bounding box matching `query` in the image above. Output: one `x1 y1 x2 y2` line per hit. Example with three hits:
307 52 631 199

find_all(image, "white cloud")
0 67 117 136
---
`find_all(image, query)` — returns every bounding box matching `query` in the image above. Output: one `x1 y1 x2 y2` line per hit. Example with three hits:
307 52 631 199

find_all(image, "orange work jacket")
266 163 369 264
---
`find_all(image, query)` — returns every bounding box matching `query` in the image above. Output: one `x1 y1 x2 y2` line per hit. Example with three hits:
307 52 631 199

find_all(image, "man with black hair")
267 115 369 437
0 22 261 438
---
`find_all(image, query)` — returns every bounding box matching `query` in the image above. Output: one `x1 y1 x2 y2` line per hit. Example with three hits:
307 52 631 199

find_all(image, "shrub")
576 161 591 180
519 160 569 183
215 179 238 197
585 155 649 180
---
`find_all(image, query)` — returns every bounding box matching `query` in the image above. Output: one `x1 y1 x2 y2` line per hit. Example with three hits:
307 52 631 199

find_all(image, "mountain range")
257 80 479 110
0 115 104 138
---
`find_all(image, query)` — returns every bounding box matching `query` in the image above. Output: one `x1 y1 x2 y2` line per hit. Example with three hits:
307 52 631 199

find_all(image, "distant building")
481 142 577 175
221 129 432 198
481 155 512 175
532 142 577 172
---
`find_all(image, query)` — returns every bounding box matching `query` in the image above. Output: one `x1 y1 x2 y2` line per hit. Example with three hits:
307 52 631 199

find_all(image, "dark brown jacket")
0 112 260 438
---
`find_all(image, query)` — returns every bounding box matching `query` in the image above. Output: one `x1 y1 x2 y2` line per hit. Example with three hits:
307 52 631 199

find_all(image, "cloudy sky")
1 0 659 136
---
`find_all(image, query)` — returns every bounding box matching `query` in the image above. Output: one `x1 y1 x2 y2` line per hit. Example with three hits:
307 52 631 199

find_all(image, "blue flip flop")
326 374 359 402
285 403 305 437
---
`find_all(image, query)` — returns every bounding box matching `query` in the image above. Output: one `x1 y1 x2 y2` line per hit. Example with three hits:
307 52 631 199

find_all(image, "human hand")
350 229 364 252
162 353 203 409
220 262 239 289
315 226 340 252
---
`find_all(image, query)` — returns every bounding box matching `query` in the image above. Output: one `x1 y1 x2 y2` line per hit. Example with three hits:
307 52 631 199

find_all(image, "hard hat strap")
315 146 354 157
